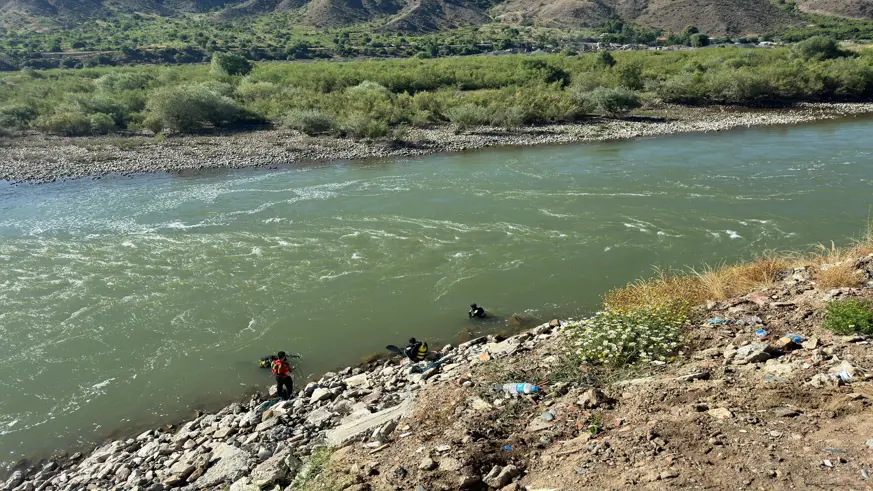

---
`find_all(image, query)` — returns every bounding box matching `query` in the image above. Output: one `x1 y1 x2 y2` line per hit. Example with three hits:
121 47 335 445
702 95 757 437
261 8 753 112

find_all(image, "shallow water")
1 118 872 469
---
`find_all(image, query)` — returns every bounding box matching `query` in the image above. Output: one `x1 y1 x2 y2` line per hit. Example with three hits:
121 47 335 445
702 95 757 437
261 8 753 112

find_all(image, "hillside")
794 0 873 20
2 0 872 35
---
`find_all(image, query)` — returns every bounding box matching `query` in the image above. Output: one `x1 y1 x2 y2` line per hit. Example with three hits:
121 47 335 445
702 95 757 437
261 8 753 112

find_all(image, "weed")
822 299 873 335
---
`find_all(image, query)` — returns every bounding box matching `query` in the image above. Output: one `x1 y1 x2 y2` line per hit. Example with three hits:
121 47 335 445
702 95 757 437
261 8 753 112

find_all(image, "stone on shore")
193 443 249 488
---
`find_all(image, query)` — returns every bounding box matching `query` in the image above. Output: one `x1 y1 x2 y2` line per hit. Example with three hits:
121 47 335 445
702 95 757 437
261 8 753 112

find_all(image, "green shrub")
89 113 116 135
576 87 641 116
616 60 644 90
345 81 395 120
341 114 389 139
235 81 282 102
690 33 710 48
95 72 154 92
655 72 707 104
0 103 38 131
704 69 769 105
145 83 246 133
32 110 92 135
211 52 253 77
446 103 490 132
595 50 616 68
822 299 873 335
792 36 844 61
490 105 526 130
564 304 688 367
283 109 335 135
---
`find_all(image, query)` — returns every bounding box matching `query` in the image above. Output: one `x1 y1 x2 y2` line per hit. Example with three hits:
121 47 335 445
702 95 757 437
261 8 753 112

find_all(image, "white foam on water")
708 231 721 239
121 241 136 248
251 247 262 256
623 223 650 233
539 209 573 218
725 230 743 239
604 246 612 252
351 252 363 260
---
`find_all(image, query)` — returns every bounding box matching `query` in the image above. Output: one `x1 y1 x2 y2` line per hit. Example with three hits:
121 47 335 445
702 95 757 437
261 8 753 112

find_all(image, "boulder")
707 407 733 419
193 443 249 488
438 458 462 472
325 397 414 448
772 337 800 351
343 374 371 389
732 343 774 365
483 464 519 488
306 407 333 426
419 457 437 471
578 388 607 409
310 388 334 404
250 452 289 488
168 462 195 481
802 337 820 350
214 427 237 439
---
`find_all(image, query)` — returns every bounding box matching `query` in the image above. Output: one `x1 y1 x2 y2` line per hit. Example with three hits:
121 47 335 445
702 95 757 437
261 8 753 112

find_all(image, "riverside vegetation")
1 37 873 140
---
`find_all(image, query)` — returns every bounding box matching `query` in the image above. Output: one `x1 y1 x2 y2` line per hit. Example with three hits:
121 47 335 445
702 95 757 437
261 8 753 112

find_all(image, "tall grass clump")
822 299 873 335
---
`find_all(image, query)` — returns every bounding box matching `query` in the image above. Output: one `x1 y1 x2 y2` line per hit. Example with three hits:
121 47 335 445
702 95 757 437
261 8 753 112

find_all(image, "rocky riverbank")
2 102 873 183
5 253 873 491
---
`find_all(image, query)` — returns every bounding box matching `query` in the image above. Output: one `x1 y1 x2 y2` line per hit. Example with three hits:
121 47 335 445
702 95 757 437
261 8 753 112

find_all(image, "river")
1 117 872 470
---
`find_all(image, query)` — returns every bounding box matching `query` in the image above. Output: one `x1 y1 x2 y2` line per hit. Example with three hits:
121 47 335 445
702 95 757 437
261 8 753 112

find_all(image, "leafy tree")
595 50 616 68
792 36 844 60
690 33 710 48
145 83 246 132
210 52 253 76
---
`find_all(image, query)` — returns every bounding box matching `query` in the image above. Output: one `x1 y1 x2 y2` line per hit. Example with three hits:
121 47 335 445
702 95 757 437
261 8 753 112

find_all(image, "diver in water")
469 303 487 319
404 338 429 362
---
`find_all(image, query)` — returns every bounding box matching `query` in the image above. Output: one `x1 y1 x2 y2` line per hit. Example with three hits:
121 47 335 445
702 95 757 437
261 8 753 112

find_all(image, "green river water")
1 117 872 470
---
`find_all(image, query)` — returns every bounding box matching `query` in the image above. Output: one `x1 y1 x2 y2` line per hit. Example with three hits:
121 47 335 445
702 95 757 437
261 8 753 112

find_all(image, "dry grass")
605 220 873 311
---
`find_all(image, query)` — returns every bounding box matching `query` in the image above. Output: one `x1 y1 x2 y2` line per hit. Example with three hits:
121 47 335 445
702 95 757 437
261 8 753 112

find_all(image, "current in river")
1 117 872 469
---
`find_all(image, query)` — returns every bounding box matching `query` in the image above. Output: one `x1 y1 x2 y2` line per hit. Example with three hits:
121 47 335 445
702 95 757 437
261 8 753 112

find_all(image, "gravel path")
2 103 872 183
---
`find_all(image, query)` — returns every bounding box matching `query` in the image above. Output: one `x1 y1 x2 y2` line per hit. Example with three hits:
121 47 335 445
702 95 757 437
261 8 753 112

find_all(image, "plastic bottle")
499 383 539 395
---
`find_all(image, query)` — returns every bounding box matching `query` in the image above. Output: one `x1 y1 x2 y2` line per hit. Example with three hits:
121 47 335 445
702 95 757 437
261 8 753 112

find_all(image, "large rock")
483 464 519 488
307 407 333 426
325 397 415 448
250 452 289 488
193 443 250 488
732 343 774 365
343 374 371 389
310 388 334 404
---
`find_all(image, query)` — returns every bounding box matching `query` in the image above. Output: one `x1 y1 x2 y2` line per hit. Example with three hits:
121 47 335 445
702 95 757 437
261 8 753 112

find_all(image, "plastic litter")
755 329 768 337
707 318 729 325
503 445 512 451
838 370 853 384
498 383 539 395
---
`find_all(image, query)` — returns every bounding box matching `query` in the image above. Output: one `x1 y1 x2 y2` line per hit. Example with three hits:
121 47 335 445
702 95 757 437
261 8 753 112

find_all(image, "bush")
211 52 253 77
146 83 246 133
577 87 641 116
0 103 38 131
690 33 710 48
595 50 616 68
341 114 389 139
446 103 490 132
704 69 769 105
564 303 687 367
95 72 154 92
792 36 844 61
616 60 644 90
89 113 116 135
345 81 395 120
283 109 335 135
822 299 873 335
32 110 92 135
235 81 282 102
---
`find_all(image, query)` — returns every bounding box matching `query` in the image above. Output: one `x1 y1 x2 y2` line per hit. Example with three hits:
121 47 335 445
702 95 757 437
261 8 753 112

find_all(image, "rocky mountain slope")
1 0 871 35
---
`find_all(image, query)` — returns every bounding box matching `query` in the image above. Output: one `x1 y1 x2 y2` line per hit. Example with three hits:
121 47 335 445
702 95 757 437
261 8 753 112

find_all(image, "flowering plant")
564 303 688 367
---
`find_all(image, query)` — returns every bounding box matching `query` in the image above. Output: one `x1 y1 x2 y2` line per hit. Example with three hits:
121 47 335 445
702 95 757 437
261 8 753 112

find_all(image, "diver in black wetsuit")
469 303 486 319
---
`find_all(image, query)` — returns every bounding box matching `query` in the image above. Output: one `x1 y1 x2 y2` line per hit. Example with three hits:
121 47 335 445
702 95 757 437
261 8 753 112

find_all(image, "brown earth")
795 0 873 20
306 256 873 490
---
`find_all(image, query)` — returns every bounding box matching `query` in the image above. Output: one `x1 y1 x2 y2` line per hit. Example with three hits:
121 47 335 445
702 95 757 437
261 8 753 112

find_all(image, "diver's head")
277 351 286 359
408 338 417 344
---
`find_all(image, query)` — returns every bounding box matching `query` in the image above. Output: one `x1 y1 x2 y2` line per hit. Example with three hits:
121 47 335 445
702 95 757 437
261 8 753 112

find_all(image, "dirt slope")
309 256 873 490
795 0 873 20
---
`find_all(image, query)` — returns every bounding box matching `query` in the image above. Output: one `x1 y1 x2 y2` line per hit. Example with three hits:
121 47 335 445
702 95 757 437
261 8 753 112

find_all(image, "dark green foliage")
446 103 490 132
576 87 641 116
0 103 37 130
792 36 844 61
823 299 873 335
595 50 616 68
283 109 335 135
690 33 710 48
145 83 246 133
211 52 253 77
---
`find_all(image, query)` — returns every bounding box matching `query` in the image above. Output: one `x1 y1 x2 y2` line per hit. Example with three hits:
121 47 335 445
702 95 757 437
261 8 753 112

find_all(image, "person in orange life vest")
271 351 294 400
